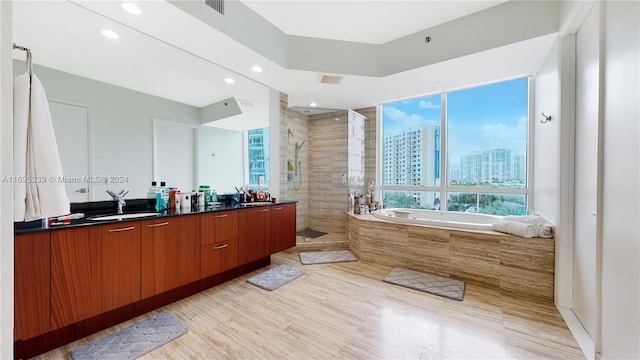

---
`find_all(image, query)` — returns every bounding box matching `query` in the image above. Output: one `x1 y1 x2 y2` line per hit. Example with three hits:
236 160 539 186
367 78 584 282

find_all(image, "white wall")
533 38 561 222
0 2 14 358
542 2 639 359
197 126 244 194
600 1 639 358
534 33 578 308
573 3 600 338
268 88 281 199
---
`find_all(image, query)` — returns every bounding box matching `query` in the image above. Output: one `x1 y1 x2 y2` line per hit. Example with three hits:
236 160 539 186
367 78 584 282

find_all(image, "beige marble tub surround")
408 225 451 277
348 213 556 301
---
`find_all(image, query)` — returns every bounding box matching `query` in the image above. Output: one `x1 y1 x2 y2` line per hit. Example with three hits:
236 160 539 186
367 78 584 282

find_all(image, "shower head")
288 128 294 137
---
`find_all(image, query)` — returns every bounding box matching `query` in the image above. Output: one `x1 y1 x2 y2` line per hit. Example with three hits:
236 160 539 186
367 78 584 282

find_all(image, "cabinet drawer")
200 210 238 246
200 239 238 278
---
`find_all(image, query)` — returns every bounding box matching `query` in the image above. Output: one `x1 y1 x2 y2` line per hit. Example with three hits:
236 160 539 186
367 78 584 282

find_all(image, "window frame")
376 77 533 213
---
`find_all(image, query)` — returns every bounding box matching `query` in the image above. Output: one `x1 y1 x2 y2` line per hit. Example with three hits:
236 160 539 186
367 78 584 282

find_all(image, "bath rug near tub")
299 250 358 265
246 264 305 291
383 267 465 301
296 227 328 239
68 311 189 360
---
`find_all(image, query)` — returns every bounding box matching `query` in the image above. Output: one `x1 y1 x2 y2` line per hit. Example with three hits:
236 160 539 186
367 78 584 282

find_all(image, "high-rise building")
382 124 440 208
460 148 525 185
248 128 270 187
461 151 483 184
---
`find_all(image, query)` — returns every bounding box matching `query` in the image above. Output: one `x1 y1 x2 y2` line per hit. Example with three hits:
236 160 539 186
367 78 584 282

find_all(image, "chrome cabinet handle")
108 226 135 232
258 209 269 213
146 221 169 227
272 207 283 211
213 214 228 218
213 244 228 250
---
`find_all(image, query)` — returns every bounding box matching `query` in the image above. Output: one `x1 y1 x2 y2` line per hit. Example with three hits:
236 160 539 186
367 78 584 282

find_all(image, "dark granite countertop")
15 198 297 234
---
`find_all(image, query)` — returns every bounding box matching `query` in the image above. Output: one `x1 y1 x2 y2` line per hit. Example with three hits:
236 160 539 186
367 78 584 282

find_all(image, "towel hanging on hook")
12 43 33 75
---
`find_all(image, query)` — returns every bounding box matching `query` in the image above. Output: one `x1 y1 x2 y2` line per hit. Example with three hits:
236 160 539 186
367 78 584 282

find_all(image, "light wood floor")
34 250 585 359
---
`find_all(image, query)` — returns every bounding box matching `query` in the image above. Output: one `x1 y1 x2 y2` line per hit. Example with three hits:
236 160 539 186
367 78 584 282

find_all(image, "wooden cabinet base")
13 256 270 360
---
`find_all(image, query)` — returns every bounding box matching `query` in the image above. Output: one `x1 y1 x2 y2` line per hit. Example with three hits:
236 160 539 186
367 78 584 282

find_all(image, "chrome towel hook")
541 113 552 123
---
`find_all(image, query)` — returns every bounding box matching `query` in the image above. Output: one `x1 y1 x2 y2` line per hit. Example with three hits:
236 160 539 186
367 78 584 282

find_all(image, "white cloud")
474 116 528 154
479 116 527 140
418 100 439 109
383 106 426 127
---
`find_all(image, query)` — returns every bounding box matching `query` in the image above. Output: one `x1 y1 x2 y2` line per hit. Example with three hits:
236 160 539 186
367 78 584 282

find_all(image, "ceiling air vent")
238 100 256 108
318 74 343 85
204 0 224 15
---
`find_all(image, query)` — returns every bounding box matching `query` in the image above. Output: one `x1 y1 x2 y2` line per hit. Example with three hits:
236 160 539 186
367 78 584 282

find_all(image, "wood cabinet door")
15 232 51 340
51 227 101 329
141 216 199 298
200 239 239 278
94 222 141 312
270 203 297 254
200 210 238 246
238 207 271 265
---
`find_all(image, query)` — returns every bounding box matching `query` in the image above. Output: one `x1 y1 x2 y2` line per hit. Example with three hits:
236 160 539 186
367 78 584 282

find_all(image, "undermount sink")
88 212 160 221
239 202 273 207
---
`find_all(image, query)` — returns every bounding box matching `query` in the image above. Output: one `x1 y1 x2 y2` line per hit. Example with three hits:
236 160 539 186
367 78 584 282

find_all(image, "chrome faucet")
107 189 129 214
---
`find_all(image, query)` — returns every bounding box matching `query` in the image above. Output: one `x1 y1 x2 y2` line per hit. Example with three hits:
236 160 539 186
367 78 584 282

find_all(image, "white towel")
13 72 70 221
503 215 554 238
492 221 538 238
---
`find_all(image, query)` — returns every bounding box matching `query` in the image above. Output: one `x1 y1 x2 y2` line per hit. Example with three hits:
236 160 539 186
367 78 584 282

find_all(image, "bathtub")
372 208 504 231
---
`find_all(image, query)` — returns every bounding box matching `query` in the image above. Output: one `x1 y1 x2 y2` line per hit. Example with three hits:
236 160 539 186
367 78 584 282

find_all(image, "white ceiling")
243 0 507 44
12 0 557 128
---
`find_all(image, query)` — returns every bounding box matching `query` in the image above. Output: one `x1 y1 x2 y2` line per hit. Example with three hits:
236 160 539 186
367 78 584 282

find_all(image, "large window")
247 127 269 188
380 78 529 215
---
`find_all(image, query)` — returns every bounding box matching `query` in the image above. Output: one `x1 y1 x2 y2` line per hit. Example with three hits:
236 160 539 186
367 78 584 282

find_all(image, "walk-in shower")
282 107 367 246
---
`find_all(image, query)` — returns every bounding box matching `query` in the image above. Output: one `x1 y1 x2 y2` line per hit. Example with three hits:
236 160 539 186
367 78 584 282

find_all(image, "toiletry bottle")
174 189 181 211
190 190 198 211
169 188 177 209
147 181 158 198
156 181 169 211
148 181 158 210
198 185 211 206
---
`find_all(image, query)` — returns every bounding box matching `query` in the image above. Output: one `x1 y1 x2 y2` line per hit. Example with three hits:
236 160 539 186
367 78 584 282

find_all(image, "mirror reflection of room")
12 0 270 200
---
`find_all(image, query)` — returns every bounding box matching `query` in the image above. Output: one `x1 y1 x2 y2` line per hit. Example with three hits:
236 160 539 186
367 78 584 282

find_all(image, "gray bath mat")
68 311 189 360
383 267 465 301
296 227 327 239
299 250 358 265
246 264 305 291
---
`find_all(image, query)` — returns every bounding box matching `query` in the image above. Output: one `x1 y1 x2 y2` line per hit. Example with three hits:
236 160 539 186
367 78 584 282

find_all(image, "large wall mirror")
12 1 270 201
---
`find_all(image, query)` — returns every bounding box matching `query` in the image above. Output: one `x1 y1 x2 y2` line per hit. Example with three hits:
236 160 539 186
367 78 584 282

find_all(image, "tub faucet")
107 189 129 214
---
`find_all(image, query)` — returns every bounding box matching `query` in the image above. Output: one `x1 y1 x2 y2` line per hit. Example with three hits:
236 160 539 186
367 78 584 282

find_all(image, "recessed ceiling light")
101 30 119 39
252 66 263 73
309 102 317 107
122 3 141 15
224 78 235 84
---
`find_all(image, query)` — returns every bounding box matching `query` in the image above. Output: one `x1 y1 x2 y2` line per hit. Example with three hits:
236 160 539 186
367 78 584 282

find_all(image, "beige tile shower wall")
279 93 309 232
279 92 288 202
289 112 309 232
308 111 348 234
354 107 377 185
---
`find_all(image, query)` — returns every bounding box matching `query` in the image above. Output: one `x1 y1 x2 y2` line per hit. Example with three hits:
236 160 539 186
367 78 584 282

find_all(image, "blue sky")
382 77 528 169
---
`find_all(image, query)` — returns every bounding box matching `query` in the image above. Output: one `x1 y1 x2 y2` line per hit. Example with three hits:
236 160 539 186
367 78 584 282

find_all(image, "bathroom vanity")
14 201 296 359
